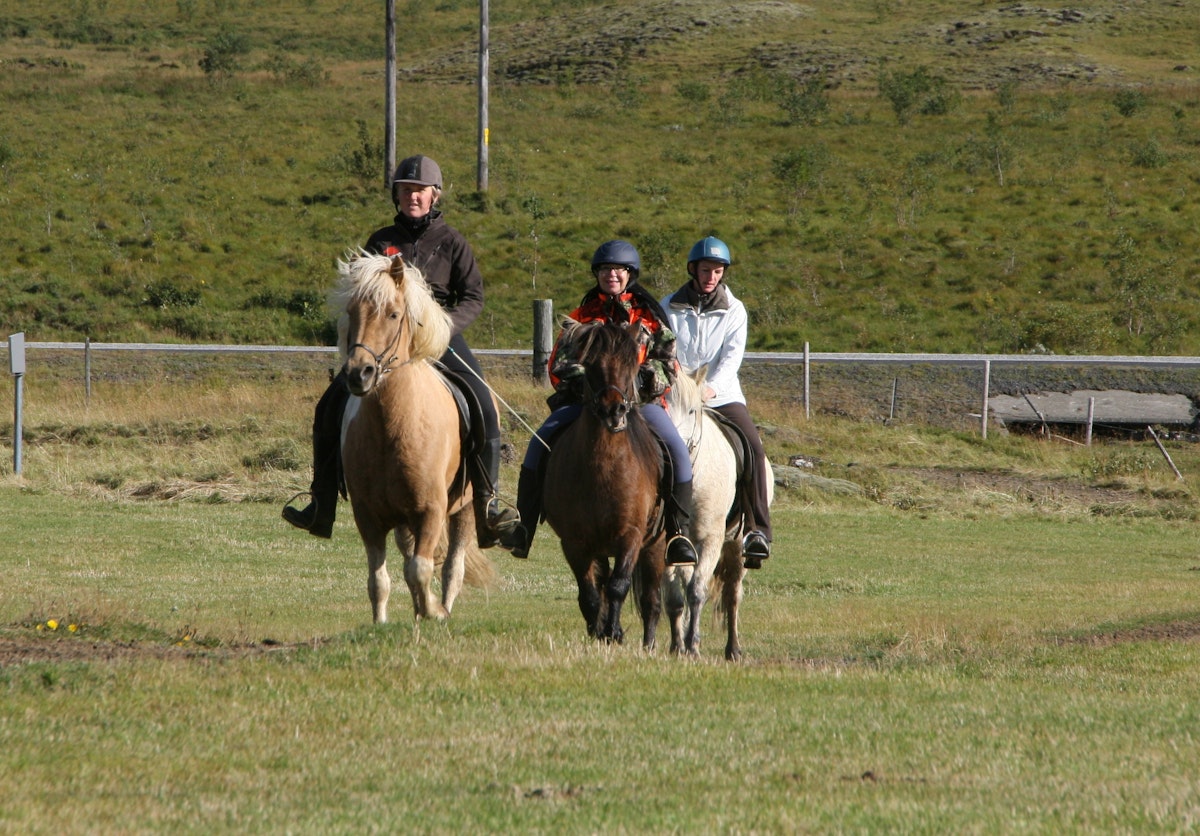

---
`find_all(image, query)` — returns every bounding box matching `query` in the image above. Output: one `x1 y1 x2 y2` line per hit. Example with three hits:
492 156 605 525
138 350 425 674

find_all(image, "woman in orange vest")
499 240 697 566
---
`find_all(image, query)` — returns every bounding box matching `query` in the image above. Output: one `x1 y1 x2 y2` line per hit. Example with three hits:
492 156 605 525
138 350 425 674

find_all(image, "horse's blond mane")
331 250 451 363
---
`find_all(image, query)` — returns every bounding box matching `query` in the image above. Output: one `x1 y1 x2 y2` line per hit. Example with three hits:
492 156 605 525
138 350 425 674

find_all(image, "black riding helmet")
591 239 641 281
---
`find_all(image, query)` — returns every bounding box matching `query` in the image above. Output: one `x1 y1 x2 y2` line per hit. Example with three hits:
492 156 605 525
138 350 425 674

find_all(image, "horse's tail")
430 528 499 590
463 544 499 589
708 540 743 624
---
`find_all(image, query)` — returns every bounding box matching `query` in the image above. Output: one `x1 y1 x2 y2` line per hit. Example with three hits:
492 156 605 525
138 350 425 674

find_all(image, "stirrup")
484 497 520 533
743 531 770 559
665 534 697 566
742 532 769 570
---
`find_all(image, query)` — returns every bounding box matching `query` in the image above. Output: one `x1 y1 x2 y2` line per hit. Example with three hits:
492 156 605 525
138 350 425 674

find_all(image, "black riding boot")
498 466 540 558
742 531 771 569
665 479 698 566
471 437 520 548
282 377 347 539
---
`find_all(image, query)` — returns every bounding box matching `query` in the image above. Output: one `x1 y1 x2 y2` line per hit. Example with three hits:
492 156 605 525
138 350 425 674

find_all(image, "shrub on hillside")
776 73 829 127
199 28 250 78
877 65 960 125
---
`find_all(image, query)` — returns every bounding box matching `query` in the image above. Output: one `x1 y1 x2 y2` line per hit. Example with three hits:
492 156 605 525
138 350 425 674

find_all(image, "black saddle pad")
433 361 485 457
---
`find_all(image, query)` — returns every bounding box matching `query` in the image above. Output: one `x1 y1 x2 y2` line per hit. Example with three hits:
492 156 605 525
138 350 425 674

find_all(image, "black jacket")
363 211 484 336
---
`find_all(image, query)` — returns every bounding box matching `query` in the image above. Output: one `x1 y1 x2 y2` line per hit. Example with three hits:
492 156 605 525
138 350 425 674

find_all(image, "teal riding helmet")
687 236 731 266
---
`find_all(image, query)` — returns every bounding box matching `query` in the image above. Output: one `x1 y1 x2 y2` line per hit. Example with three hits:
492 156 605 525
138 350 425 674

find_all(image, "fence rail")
8 341 1200 369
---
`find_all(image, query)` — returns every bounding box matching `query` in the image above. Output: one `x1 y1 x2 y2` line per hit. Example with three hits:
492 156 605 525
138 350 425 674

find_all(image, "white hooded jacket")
661 281 747 408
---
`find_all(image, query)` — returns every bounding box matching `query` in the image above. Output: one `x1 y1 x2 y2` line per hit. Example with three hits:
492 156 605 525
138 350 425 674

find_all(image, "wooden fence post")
532 299 553 386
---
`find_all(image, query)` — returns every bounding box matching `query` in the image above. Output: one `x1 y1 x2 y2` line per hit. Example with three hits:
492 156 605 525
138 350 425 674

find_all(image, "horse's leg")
441 507 471 615
564 548 603 638
718 540 746 661
363 531 391 624
404 512 448 622
636 542 665 652
602 537 642 645
664 565 689 655
686 546 710 657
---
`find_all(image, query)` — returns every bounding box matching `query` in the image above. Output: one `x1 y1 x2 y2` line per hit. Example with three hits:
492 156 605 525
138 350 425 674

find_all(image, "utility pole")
477 0 490 191
384 0 396 189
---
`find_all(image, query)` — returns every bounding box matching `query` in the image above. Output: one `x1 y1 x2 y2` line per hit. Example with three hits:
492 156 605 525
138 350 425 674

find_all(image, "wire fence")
7 338 1200 439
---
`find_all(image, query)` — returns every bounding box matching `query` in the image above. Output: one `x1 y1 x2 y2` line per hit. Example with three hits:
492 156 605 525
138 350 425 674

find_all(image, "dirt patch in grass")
0 635 304 668
1055 618 1200 646
896 465 1141 506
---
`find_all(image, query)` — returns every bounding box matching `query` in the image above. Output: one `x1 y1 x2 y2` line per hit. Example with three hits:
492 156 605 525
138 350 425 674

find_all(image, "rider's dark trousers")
713 401 773 542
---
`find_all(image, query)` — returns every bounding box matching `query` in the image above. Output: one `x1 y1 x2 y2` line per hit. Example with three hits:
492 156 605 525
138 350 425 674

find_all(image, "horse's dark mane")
573 321 660 465
574 320 639 375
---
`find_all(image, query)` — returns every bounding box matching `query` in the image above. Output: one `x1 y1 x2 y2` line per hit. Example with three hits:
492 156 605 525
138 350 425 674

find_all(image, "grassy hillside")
1 0 1198 354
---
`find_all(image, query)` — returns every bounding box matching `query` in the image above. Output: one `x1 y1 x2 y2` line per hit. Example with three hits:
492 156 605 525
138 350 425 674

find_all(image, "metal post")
85 336 92 404
9 332 25 475
803 341 810 420
981 359 990 439
1085 396 1095 446
532 299 553 386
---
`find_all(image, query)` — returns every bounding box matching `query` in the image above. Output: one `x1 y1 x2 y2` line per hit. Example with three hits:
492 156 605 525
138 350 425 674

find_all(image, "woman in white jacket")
662 236 773 566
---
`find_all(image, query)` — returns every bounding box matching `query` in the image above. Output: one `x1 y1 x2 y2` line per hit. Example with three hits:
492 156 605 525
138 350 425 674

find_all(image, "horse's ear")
388 255 406 284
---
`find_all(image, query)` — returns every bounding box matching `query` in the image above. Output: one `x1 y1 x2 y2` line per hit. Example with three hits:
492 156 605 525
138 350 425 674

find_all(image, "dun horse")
663 368 772 660
541 320 667 646
335 252 485 624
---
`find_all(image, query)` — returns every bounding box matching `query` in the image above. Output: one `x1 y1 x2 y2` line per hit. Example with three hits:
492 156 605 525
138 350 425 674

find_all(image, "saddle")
432 361 487 492
332 364 485 502
704 407 758 531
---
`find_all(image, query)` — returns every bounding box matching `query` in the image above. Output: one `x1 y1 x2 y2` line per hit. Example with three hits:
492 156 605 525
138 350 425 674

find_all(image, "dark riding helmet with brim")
392 155 443 190
391 155 442 213
687 236 731 270
591 239 641 280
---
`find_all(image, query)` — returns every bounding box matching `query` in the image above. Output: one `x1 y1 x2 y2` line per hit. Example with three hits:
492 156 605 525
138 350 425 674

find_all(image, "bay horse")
335 252 488 625
663 368 772 660
541 320 667 647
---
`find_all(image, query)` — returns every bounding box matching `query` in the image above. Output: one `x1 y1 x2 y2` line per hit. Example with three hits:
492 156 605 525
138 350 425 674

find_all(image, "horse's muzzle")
346 365 377 396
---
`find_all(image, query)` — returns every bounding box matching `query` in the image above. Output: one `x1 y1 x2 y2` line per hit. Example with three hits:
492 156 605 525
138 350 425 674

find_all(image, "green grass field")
3 363 1200 831
3 493 1200 831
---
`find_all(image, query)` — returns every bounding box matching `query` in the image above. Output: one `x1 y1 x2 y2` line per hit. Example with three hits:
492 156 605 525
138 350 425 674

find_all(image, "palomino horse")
335 252 484 624
541 320 667 647
663 368 772 660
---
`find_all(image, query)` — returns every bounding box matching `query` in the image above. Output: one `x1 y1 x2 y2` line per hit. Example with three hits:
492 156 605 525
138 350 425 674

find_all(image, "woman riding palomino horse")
335 253 484 624
498 240 699 567
662 236 773 568
283 154 518 547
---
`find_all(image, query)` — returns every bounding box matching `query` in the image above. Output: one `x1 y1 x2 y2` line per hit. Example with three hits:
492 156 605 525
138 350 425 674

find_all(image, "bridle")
346 310 412 390
582 369 637 432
